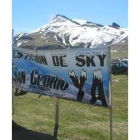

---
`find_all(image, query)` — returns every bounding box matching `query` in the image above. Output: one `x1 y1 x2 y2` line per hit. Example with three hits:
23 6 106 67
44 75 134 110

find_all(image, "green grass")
13 75 128 140
111 50 128 59
110 41 128 59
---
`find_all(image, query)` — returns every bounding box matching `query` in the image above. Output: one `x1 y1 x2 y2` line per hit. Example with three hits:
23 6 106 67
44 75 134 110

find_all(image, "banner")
12 47 111 107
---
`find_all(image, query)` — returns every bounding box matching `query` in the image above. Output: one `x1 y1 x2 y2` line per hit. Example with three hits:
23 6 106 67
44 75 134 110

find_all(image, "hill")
14 14 128 51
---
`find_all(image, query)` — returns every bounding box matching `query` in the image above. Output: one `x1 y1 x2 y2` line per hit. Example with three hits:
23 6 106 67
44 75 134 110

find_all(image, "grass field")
111 50 128 59
12 75 128 140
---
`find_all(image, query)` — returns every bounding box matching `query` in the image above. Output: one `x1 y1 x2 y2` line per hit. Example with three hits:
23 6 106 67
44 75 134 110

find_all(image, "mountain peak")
55 14 67 18
108 22 120 29
51 14 80 25
53 14 70 21
112 22 120 28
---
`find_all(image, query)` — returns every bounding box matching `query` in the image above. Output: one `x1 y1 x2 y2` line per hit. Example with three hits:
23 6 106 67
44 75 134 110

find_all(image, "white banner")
12 47 111 107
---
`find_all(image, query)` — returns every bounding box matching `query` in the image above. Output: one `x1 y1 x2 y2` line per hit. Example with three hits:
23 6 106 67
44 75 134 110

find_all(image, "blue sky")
12 0 128 34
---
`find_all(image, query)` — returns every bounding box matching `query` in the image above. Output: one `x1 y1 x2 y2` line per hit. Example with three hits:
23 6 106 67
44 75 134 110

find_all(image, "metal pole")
108 47 113 140
53 94 59 139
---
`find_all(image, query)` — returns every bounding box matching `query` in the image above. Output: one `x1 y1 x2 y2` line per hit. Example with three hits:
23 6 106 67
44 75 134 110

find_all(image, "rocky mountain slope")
14 14 128 50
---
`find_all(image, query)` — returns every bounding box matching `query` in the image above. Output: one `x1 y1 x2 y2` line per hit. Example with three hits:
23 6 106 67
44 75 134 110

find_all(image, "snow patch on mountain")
72 19 87 25
14 14 128 48
112 30 128 44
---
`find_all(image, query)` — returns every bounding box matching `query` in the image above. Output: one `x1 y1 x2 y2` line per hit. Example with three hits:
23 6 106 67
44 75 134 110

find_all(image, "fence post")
108 47 113 140
53 95 59 139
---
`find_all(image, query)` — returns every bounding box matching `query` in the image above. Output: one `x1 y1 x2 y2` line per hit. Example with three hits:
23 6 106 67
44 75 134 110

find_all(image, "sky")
12 0 128 34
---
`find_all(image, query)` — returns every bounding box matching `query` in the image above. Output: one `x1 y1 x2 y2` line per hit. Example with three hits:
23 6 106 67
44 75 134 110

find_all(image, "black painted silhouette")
30 68 35 85
30 68 41 85
21 70 26 84
90 69 108 106
17 69 26 84
34 69 39 85
96 52 107 66
17 71 21 83
69 69 87 102
43 75 68 90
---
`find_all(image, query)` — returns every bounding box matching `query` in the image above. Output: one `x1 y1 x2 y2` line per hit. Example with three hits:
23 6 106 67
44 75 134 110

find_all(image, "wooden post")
108 47 113 140
110 93 113 140
12 87 15 114
53 94 59 139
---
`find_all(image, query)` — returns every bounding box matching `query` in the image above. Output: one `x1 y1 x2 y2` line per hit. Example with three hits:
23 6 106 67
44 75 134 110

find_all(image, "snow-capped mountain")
14 14 128 49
